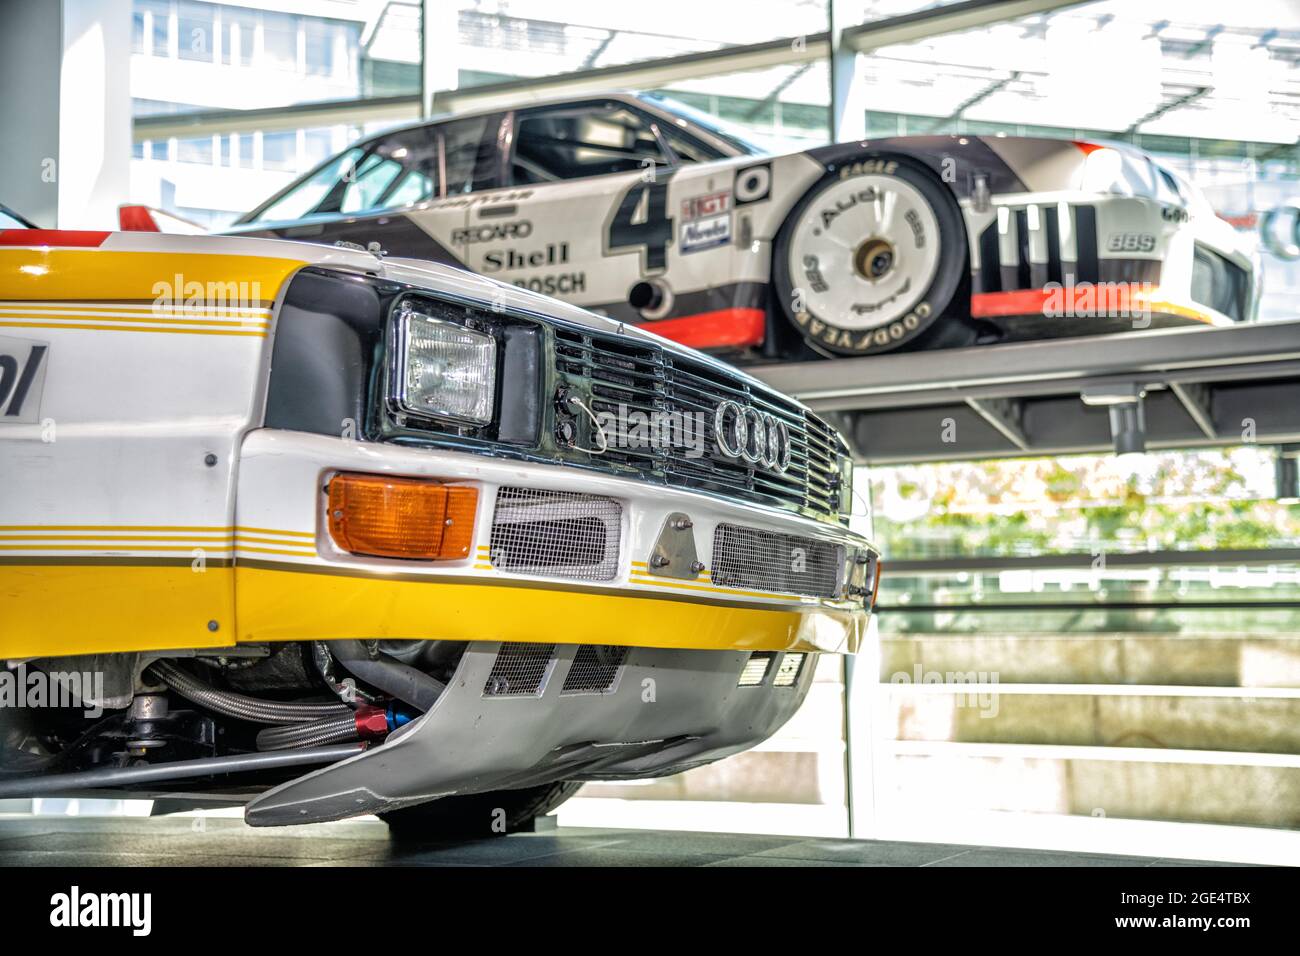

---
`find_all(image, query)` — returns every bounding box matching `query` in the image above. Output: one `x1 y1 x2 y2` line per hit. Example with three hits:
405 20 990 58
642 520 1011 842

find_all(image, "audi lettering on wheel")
714 400 792 474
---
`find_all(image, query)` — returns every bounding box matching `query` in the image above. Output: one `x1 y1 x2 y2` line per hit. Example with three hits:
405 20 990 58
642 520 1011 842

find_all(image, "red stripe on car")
970 289 1060 317
640 307 766 350
0 230 111 247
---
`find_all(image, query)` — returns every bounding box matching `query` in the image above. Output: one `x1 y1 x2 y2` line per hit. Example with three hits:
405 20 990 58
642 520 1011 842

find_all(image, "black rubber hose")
329 640 446 712
147 661 352 725
256 714 360 752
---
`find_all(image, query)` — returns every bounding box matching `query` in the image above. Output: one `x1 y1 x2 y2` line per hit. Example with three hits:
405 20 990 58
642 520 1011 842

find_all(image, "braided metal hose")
147 661 352 726
255 714 361 752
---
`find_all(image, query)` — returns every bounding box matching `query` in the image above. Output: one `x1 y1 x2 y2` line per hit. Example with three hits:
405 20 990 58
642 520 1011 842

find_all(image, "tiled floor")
0 816 1225 866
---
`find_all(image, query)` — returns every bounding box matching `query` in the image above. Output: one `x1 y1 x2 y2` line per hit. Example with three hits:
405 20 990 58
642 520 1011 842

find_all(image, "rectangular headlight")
391 303 497 425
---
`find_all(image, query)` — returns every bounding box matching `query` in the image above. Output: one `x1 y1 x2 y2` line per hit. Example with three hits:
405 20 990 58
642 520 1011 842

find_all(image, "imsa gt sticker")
680 191 732 254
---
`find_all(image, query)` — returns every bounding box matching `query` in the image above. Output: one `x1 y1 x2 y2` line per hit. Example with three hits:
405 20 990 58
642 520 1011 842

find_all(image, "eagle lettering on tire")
774 156 967 356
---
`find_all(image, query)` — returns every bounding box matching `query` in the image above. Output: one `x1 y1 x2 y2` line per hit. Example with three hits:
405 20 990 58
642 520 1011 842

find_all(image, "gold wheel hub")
854 237 896 282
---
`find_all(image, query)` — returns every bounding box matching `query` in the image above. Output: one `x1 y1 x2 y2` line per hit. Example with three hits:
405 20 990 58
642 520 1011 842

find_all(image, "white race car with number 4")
151 91 1260 360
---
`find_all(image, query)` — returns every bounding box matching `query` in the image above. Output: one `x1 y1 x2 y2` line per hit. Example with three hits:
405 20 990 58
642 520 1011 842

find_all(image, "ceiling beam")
1124 85 1210 136
133 0 1098 143
842 0 1095 53
924 70 1021 132
133 94 420 143
430 0 1096 116
428 33 830 115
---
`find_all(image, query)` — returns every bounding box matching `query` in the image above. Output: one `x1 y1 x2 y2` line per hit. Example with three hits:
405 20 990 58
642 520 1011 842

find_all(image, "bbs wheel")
379 780 584 840
774 156 970 357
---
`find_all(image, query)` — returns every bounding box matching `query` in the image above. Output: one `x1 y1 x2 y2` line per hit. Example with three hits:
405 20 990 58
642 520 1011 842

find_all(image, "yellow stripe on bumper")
0 560 865 658
235 564 863 654
0 562 236 658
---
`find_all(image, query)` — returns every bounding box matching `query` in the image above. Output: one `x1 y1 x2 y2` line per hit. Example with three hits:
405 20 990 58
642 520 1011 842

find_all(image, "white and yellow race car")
0 226 876 833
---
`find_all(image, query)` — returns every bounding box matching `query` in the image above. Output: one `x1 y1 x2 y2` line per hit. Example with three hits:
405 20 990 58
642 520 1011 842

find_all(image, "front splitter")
245 643 815 826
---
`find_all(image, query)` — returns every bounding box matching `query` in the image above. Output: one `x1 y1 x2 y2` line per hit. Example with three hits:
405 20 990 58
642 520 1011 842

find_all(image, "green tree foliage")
871 447 1298 560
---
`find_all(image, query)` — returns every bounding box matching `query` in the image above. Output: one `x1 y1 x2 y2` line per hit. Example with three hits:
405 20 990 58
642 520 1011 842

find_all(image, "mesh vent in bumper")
489 487 621 581
561 645 628 695
483 643 556 697
711 524 844 598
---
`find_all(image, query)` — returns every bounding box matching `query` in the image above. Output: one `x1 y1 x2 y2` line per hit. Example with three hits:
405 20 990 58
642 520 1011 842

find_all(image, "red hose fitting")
353 705 390 740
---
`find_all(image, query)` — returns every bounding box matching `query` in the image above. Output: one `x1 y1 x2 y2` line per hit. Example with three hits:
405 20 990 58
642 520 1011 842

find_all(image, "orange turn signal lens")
327 472 477 560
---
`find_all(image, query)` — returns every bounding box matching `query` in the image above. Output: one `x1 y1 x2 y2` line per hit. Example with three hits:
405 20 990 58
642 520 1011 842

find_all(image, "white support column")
828 0 868 143
421 0 459 118
0 0 131 229
58 0 132 229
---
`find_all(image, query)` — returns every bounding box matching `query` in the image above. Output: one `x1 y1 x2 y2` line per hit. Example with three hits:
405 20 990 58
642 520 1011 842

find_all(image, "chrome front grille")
489 487 621 581
554 327 844 523
711 523 844 598
483 643 556 697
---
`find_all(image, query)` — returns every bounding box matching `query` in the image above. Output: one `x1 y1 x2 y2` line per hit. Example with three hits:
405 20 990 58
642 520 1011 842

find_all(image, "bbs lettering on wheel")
773 155 969 357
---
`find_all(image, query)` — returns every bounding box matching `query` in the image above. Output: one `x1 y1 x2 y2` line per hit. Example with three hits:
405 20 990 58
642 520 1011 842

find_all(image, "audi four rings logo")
714 400 792 473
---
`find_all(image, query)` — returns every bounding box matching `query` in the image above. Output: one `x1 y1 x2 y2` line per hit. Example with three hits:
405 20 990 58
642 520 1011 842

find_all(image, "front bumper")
966 192 1254 329
246 642 817 825
0 428 873 661
233 429 875 655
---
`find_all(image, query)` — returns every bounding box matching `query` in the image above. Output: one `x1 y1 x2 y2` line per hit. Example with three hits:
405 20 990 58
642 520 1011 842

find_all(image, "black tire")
379 780 583 839
772 154 972 357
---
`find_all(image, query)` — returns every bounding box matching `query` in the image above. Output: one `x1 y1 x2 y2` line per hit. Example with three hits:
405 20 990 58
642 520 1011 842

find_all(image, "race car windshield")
636 93 768 157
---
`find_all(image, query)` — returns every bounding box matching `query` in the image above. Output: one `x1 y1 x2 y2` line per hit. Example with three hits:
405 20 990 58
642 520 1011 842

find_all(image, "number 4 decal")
606 178 673 275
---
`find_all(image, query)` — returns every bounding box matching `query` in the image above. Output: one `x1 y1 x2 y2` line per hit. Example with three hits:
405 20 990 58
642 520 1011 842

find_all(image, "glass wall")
865 446 1300 834
128 0 838 226
130 0 418 227
129 0 1300 319
853 0 1300 319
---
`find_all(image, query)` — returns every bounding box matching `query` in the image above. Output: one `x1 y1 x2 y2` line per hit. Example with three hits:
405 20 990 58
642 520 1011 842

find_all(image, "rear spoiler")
118 204 207 234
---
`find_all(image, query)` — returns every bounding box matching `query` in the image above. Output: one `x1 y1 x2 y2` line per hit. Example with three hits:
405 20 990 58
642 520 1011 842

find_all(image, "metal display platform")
0 816 1220 867
748 320 1300 465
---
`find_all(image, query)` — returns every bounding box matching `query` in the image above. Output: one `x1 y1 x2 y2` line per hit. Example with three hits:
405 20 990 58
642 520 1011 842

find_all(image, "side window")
511 104 669 184
385 170 436 208
441 116 497 195
339 154 405 213
339 126 439 213
244 120 487 224
251 148 365 222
